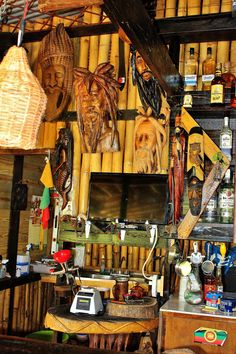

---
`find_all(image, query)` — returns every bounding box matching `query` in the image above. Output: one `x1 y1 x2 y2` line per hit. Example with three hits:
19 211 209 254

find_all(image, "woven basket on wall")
0 46 47 149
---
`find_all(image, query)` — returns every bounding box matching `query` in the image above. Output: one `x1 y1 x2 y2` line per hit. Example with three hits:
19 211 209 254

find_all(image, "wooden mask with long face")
38 24 74 121
74 63 120 153
133 107 167 174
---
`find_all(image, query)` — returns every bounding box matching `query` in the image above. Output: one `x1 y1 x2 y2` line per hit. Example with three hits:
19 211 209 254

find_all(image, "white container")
16 255 30 277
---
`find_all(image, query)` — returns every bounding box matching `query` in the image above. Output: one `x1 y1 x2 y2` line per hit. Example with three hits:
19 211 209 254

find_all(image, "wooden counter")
157 296 236 353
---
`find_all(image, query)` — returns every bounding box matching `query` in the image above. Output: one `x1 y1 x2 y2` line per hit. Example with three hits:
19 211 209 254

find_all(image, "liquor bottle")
221 62 235 89
202 47 216 91
203 193 218 222
216 266 224 293
230 75 236 108
203 273 216 301
184 47 198 92
218 174 234 223
220 114 232 162
210 63 226 106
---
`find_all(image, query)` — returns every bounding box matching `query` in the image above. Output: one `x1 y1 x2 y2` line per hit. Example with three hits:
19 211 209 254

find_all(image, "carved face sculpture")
74 63 120 153
133 110 167 174
189 142 202 166
188 176 203 216
131 47 163 117
38 24 74 121
135 51 153 81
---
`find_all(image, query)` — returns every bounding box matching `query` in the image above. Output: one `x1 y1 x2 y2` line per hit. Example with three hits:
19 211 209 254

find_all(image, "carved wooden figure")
74 63 120 153
38 24 74 121
131 47 164 117
53 128 73 210
168 116 186 224
187 126 204 216
178 107 230 239
133 107 167 174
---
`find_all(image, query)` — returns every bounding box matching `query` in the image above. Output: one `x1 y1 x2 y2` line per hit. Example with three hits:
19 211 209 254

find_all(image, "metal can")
219 297 236 313
205 291 223 308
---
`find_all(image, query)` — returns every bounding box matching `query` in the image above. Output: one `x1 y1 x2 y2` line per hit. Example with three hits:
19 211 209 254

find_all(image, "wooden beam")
157 12 236 44
103 0 181 95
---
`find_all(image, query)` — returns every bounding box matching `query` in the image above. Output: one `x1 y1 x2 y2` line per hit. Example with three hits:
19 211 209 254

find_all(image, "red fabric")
41 206 50 229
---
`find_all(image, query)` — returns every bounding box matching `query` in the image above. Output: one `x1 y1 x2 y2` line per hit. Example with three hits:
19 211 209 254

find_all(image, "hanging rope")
17 0 29 47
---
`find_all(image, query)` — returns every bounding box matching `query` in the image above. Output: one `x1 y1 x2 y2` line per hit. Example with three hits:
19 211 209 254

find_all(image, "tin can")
219 297 236 313
205 291 223 308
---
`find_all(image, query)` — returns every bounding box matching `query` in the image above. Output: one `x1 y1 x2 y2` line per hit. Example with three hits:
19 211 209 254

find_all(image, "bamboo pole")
154 248 161 273
112 120 126 172
132 247 139 270
156 0 166 19
165 0 176 17
79 153 91 216
139 247 146 272
71 122 81 216
79 10 92 68
177 0 187 75
0 290 6 334
113 245 120 269
85 243 92 266
110 33 119 79
43 122 57 149
128 246 133 270
92 244 99 267
24 284 30 332
12 287 20 333
146 248 153 274
3 289 9 334
99 244 106 265
124 49 136 173
230 41 236 76
216 0 231 66
37 281 42 328
106 244 113 269
120 246 127 269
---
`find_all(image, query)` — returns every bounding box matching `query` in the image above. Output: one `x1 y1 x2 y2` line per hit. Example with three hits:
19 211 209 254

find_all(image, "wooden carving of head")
74 63 120 153
38 24 74 121
133 107 167 174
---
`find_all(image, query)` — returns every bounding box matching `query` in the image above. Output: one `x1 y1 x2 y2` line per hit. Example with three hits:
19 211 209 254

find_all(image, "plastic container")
16 254 30 277
25 330 69 343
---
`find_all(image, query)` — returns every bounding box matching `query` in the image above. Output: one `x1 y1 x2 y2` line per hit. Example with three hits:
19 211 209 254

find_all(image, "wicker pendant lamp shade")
0 46 47 149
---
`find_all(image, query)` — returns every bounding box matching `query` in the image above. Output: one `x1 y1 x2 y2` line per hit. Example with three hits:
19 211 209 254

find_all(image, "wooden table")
45 304 158 351
158 296 236 354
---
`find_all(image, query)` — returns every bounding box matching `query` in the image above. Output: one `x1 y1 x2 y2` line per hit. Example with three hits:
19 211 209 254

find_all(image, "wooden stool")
54 285 73 305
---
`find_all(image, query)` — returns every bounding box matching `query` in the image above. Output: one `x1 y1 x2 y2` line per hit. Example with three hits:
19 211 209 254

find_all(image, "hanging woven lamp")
0 46 47 149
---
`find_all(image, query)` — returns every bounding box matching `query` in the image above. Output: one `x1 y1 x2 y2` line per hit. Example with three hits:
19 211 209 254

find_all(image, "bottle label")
219 190 234 209
184 74 197 86
211 84 224 103
220 134 232 149
204 284 216 300
202 74 214 82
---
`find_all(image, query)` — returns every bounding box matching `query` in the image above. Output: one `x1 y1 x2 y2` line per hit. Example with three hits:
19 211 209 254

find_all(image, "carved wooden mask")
74 63 120 153
133 107 167 174
38 24 74 121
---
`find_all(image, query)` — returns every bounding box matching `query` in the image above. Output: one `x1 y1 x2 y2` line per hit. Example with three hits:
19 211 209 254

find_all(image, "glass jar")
184 265 203 305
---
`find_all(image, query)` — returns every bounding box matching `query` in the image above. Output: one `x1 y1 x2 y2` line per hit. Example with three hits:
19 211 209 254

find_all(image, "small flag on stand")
39 158 54 250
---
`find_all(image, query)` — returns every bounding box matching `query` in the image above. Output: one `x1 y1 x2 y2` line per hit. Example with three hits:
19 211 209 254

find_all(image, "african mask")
38 24 74 121
188 176 203 216
74 63 120 153
187 126 204 182
133 107 167 174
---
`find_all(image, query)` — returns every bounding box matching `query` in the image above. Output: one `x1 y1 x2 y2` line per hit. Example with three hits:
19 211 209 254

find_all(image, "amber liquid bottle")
202 47 216 91
221 62 235 89
210 63 226 106
184 47 198 92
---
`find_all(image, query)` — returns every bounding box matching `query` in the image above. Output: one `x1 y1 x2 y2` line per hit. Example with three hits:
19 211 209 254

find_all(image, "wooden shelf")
0 273 41 291
0 148 55 156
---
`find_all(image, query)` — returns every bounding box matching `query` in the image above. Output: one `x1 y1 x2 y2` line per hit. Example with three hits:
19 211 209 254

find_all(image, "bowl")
53 249 72 263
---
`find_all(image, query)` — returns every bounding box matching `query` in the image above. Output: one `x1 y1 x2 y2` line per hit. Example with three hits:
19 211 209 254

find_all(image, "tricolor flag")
39 158 54 229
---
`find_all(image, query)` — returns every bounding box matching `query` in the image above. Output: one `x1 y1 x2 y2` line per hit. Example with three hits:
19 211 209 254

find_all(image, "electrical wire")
141 225 159 281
